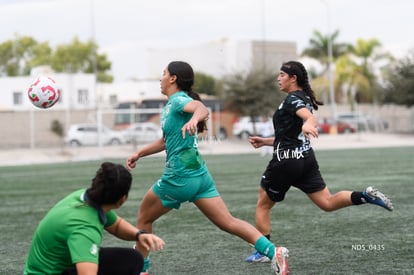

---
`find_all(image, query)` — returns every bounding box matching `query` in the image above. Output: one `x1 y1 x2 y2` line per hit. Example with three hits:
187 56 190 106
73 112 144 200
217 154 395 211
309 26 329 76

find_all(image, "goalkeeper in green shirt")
24 162 165 275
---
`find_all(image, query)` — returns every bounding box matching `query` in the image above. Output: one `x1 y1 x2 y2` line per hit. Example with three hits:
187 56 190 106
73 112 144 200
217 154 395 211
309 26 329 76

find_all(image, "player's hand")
249 136 265 149
302 123 319 139
181 119 198 138
138 234 165 252
126 153 139 171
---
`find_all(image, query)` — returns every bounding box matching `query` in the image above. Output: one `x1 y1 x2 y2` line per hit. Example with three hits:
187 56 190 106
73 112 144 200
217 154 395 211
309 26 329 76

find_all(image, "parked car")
318 118 356 134
65 123 125 146
121 122 163 144
336 112 388 132
232 116 273 139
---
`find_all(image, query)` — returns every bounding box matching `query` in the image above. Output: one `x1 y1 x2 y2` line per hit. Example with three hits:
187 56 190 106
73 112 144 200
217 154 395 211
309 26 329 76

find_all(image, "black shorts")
260 149 326 202
61 247 143 275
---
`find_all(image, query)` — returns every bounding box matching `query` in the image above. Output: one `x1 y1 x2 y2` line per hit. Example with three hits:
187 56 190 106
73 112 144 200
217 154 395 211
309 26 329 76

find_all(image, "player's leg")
135 188 171 275
303 150 393 211
307 187 353 211
97 247 143 275
308 186 393 211
255 186 275 236
244 187 276 263
244 158 291 264
194 196 289 274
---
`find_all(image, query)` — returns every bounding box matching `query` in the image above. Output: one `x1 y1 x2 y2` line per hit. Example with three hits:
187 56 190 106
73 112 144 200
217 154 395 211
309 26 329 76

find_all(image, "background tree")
223 68 282 132
382 50 414 107
334 54 369 109
0 35 49 76
194 72 218 96
0 35 113 82
301 29 351 103
301 29 350 74
347 38 393 103
51 37 113 83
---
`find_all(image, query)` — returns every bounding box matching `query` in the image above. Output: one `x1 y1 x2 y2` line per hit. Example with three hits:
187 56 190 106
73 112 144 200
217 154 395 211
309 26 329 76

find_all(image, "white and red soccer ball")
27 76 61 109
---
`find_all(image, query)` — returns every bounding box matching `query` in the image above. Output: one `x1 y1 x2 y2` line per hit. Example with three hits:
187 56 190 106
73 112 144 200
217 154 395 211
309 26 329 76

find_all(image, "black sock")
351 192 367 205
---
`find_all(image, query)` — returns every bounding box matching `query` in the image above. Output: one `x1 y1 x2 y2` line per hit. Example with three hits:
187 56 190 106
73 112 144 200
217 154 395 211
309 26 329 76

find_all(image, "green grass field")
1 147 413 274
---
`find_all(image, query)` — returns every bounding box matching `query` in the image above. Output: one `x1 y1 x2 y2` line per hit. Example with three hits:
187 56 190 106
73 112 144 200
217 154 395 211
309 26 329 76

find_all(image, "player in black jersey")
245 61 393 263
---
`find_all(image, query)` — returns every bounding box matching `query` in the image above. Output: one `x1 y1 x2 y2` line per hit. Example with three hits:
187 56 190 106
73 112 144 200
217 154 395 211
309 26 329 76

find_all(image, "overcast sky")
0 0 412 82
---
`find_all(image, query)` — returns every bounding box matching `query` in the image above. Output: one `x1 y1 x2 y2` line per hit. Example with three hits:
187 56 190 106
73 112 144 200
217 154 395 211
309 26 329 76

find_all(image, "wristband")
135 229 149 241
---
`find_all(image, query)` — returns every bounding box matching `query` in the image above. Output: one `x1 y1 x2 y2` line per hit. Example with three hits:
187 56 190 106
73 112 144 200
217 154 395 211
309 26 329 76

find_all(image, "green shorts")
152 172 220 209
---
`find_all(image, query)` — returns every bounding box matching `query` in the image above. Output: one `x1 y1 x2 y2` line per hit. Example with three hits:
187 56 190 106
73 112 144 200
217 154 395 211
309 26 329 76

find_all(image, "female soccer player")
126 61 289 275
24 162 165 275
245 60 393 263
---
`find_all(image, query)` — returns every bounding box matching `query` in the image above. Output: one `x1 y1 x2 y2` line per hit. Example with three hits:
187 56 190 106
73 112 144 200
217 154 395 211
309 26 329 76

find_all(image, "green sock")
254 235 275 259
142 256 150 272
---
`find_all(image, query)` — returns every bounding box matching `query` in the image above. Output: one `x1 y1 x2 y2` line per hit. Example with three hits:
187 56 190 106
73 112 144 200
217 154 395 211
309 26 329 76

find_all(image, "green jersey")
161 91 206 177
24 189 117 275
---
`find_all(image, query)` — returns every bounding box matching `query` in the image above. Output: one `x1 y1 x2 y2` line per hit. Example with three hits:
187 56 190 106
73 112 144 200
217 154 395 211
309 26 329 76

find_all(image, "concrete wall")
0 110 115 149
316 104 414 133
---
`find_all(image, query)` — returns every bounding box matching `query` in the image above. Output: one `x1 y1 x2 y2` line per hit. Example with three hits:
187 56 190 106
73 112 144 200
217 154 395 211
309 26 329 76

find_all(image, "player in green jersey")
126 61 289 275
24 162 164 275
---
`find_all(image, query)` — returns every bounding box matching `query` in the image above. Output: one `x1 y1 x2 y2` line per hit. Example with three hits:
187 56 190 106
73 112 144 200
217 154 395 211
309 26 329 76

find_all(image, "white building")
0 70 96 112
146 38 297 79
0 39 297 112
97 79 162 108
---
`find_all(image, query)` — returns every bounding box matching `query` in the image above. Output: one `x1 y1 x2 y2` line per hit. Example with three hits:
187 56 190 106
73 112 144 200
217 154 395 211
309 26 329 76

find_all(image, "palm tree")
301 29 350 74
347 38 394 103
335 55 369 109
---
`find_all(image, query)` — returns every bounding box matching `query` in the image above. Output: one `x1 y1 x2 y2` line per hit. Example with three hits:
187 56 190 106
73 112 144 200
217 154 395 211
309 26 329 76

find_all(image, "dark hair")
280 61 323 110
86 162 132 205
167 61 207 133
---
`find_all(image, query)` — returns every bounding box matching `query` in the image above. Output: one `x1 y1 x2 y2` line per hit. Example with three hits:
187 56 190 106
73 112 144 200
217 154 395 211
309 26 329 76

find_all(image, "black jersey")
272 90 313 154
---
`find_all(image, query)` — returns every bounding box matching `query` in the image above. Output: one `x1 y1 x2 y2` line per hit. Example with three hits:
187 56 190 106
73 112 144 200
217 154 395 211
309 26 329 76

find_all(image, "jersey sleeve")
170 94 192 113
284 93 307 114
67 226 102 264
105 210 117 227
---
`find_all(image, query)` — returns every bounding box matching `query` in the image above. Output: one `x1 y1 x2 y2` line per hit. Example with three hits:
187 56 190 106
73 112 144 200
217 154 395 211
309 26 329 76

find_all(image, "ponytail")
86 162 132 205
281 61 323 110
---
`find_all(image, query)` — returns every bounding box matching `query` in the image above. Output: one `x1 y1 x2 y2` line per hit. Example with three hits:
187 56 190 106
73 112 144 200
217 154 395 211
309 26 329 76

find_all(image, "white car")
121 122 163 144
65 123 125 146
232 116 273 139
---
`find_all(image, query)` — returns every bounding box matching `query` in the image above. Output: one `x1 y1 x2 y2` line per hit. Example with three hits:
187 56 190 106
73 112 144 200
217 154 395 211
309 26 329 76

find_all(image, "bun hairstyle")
86 162 132 205
167 61 207 133
280 61 323 110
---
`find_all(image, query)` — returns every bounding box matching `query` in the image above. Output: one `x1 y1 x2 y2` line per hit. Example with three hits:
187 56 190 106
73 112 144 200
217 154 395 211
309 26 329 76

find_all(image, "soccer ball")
27 76 61 109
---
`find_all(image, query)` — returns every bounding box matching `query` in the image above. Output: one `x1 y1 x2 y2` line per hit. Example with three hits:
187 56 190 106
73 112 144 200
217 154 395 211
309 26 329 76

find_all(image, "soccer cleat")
363 186 393 211
271 246 289 275
245 250 271 263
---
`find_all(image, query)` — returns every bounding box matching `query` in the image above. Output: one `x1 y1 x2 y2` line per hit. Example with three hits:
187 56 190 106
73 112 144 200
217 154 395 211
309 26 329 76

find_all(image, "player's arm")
181 100 209 137
296 108 318 139
126 137 165 170
75 262 98 275
249 136 275 148
105 217 165 251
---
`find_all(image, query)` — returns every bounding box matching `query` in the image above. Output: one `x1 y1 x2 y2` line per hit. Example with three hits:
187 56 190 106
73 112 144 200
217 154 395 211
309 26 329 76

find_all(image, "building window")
78 89 89 105
13 91 23 105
